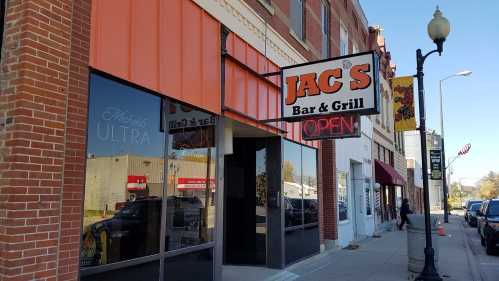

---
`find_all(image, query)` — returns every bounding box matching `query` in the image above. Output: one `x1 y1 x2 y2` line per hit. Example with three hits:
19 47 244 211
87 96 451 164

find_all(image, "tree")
448 182 468 209
283 160 295 182
478 171 499 199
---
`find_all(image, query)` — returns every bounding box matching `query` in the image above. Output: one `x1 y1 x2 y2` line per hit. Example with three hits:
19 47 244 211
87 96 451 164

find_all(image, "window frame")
339 21 349 56
290 0 305 40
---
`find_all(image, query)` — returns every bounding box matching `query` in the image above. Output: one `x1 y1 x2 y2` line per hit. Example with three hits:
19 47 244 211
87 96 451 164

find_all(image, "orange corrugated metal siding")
90 0 316 148
224 33 318 148
90 0 221 114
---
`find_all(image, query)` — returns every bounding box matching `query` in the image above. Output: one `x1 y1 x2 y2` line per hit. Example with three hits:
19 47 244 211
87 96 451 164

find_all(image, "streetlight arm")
446 154 461 169
417 49 440 70
440 74 458 82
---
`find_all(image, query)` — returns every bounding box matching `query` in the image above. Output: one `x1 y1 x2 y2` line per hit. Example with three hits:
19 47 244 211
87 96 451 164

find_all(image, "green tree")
448 183 467 209
283 160 295 182
478 171 499 199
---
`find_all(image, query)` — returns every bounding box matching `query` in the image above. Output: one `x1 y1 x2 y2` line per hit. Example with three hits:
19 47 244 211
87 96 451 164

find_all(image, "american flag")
458 143 471 156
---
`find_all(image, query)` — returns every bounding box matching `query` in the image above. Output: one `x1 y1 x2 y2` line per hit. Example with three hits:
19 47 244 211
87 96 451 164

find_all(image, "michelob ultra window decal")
392 76 417 132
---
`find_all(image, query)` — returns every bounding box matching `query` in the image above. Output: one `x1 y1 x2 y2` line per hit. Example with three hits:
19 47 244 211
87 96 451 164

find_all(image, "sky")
359 1 499 186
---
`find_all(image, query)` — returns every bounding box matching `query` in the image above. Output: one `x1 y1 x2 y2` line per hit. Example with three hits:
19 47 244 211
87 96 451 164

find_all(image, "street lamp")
440 70 472 223
415 6 450 281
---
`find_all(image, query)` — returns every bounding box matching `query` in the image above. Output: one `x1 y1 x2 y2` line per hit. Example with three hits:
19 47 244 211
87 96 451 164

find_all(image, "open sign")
282 51 379 121
302 114 361 140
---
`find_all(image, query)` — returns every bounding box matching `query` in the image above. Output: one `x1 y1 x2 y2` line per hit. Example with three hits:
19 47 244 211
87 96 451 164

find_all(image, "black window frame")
1 0 6 61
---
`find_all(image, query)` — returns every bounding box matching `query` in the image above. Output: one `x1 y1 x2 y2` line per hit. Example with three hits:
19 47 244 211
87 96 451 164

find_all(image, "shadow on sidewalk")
222 216 475 281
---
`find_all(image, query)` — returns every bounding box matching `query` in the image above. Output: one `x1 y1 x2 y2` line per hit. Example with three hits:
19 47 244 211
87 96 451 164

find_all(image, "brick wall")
0 1 91 280
319 140 337 241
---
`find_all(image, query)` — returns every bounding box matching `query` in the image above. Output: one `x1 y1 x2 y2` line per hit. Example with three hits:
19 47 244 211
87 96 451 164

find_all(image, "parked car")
464 199 482 222
467 202 482 227
80 196 203 267
477 199 499 255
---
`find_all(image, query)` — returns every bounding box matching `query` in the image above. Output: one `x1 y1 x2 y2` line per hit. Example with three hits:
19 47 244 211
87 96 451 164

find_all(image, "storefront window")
338 171 348 221
283 140 319 265
283 140 303 227
365 186 372 216
81 74 164 268
302 147 318 224
165 101 216 251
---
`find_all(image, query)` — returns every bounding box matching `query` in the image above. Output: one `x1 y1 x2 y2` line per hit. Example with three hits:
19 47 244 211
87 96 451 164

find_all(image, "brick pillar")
0 1 91 281
319 139 337 248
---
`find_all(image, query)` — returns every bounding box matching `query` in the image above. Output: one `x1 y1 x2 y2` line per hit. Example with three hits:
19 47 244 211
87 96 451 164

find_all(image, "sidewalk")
223 215 477 281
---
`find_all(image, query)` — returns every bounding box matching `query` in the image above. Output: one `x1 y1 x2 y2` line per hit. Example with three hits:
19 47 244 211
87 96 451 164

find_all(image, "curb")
459 219 484 281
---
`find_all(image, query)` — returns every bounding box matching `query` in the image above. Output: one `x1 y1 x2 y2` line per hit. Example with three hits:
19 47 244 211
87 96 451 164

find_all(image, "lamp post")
439 70 472 223
415 6 450 281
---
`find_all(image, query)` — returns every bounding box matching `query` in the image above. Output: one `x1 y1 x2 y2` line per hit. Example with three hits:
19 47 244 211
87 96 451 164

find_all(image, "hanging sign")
127 175 147 191
281 51 380 121
392 76 417 132
302 114 361 140
430 150 442 180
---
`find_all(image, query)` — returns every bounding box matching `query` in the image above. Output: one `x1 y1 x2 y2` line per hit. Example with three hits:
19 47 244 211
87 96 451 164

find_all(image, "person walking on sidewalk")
399 198 412 230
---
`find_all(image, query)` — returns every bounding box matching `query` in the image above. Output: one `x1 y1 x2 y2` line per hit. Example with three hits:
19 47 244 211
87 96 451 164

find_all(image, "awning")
374 160 406 186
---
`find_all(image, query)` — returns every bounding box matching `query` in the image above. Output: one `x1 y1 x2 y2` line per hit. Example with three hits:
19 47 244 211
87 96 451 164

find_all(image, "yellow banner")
392 76 416 132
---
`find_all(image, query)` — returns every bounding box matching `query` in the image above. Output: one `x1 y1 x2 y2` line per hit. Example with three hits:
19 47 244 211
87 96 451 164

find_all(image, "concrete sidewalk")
223 215 477 281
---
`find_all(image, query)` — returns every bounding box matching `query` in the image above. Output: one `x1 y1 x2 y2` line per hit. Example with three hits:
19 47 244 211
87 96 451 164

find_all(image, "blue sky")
360 1 499 185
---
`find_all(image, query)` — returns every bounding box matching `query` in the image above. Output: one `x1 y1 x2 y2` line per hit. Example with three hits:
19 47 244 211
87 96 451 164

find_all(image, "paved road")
461 217 499 281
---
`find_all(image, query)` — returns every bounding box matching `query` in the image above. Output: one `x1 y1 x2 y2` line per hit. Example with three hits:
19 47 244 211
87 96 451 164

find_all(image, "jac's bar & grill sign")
302 114 361 140
281 51 380 121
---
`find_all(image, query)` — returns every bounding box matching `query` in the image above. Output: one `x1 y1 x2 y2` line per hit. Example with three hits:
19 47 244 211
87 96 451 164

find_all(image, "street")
462 217 499 281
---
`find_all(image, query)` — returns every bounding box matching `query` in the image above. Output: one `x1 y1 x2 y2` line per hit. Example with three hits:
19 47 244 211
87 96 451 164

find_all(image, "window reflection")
165 101 216 251
366 186 372 216
81 75 163 267
302 147 318 224
283 141 303 227
338 171 348 221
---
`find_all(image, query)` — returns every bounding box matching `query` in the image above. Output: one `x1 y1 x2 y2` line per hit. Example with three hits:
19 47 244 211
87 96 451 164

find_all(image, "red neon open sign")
302 114 361 140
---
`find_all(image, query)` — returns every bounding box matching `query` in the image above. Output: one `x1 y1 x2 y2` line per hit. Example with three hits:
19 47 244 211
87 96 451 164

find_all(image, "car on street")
464 199 483 222
477 199 499 255
467 202 482 227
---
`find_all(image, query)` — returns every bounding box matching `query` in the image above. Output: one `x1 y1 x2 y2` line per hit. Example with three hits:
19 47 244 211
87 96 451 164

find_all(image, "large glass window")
290 0 304 40
81 74 217 280
302 147 318 224
81 74 164 268
165 101 216 251
283 140 319 265
283 141 303 227
338 171 348 221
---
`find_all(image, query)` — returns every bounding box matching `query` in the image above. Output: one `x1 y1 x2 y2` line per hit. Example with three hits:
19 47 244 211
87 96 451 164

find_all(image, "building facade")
406 158 424 213
368 26 406 231
0 1 371 281
404 130 443 210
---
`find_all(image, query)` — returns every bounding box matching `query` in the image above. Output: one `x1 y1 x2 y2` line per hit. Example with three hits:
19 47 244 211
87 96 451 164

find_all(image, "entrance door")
224 138 267 265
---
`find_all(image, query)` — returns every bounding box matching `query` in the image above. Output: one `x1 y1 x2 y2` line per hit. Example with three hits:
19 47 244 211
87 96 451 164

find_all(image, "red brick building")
0 1 370 280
